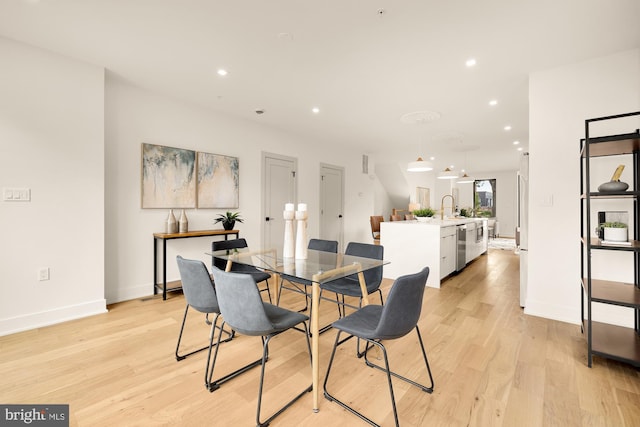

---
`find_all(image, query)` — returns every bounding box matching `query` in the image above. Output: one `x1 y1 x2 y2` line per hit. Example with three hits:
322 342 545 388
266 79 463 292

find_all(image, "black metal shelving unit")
580 111 640 368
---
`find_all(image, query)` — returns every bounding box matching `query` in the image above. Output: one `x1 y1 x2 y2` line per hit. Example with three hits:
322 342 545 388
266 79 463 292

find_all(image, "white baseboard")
524 298 581 325
0 299 108 337
105 282 155 304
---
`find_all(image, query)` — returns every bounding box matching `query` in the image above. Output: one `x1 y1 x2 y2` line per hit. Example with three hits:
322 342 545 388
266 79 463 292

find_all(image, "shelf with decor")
580 111 640 368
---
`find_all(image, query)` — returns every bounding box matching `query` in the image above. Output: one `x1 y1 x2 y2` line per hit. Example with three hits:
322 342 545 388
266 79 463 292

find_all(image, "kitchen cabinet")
381 218 485 287
440 226 456 279
580 111 640 368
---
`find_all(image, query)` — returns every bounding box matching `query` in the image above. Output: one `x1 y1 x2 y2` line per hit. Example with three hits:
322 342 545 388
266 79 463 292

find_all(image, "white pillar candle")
297 203 307 212
295 209 308 259
285 203 295 211
283 209 295 258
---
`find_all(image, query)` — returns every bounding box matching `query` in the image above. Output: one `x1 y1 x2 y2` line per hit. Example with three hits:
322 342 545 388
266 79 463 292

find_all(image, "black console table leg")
153 238 158 296
162 238 167 300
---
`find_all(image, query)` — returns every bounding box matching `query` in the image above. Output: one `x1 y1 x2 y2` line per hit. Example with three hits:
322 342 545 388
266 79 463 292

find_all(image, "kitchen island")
380 218 487 287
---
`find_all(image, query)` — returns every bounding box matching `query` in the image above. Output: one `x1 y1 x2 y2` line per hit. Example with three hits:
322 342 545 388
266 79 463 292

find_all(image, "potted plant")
600 221 628 242
214 211 243 230
413 208 435 222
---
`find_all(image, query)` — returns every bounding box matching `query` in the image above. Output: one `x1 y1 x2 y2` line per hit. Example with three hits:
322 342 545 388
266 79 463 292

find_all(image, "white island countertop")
404 217 483 227
380 218 488 287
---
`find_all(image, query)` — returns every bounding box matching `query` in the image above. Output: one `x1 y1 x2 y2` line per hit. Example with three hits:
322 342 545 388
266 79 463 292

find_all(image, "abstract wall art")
197 152 239 208
141 143 196 208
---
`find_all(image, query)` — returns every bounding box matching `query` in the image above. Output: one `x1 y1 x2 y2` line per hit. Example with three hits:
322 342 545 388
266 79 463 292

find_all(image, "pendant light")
437 167 459 179
456 142 474 183
407 156 433 172
457 172 474 183
402 110 441 173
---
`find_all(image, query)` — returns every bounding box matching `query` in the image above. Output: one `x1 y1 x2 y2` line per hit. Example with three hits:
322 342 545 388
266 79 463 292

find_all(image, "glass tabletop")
206 248 387 284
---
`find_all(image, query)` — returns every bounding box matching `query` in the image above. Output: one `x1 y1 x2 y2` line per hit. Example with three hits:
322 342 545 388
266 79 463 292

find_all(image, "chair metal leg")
256 323 313 427
363 326 434 393
356 290 384 358
324 331 382 427
175 305 233 361
207 320 264 392
278 278 310 312
324 327 434 427
260 279 272 304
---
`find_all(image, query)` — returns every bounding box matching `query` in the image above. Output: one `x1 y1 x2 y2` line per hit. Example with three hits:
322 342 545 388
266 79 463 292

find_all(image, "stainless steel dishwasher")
456 224 467 272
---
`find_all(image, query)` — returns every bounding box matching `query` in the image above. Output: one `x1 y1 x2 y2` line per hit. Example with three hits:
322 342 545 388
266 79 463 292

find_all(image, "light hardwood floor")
1 249 639 426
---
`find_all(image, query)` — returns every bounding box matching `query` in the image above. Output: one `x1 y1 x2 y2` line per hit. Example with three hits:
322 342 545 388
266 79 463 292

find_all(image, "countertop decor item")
214 211 243 230
598 164 629 192
413 208 435 222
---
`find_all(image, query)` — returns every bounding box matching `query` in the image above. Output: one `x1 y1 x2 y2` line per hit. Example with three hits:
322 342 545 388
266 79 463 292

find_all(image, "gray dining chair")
323 266 434 427
320 241 384 320
210 267 313 427
174 256 234 389
211 238 273 303
277 238 338 311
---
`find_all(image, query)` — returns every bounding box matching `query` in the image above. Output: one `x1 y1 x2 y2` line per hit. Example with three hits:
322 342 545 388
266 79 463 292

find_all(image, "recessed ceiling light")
504 125 512 131
277 32 294 41
311 107 320 114
489 99 498 106
217 69 228 77
465 58 476 67
429 156 435 161
517 147 523 151
513 140 520 145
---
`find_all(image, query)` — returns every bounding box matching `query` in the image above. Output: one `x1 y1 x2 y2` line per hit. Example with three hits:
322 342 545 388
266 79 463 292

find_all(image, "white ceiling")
1 0 638 172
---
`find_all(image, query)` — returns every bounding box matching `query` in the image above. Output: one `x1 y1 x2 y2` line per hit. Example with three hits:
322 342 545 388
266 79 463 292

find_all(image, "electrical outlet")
38 268 50 281
3 187 30 201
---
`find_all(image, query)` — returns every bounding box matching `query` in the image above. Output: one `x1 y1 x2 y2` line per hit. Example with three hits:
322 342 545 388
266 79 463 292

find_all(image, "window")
474 179 496 217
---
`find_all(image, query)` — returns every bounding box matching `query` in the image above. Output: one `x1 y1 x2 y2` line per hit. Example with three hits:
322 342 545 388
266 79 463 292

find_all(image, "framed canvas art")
197 151 239 208
141 143 196 208
416 187 430 209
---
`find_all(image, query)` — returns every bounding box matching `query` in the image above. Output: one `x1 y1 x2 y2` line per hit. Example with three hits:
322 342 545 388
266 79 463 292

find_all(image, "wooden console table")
153 229 239 300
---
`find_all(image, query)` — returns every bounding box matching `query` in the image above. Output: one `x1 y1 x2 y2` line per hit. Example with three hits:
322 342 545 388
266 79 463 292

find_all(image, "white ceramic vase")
179 209 188 233
166 209 178 234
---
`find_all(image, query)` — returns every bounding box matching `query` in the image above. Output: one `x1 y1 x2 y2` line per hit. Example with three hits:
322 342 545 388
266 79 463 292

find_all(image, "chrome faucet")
441 194 455 219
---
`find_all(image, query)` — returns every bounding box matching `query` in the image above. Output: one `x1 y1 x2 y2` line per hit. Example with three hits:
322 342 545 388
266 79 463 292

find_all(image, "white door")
263 153 297 252
320 164 344 250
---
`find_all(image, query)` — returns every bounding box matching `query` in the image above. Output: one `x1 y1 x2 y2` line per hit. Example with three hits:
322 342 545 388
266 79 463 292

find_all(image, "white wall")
0 37 107 335
105 74 376 303
527 49 640 324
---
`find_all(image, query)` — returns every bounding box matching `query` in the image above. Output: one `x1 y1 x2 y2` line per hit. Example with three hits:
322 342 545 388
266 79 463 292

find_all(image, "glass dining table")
207 247 388 412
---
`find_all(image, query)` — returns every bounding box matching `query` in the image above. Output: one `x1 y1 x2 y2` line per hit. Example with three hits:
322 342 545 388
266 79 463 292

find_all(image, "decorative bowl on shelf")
598 164 629 192
597 180 629 192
